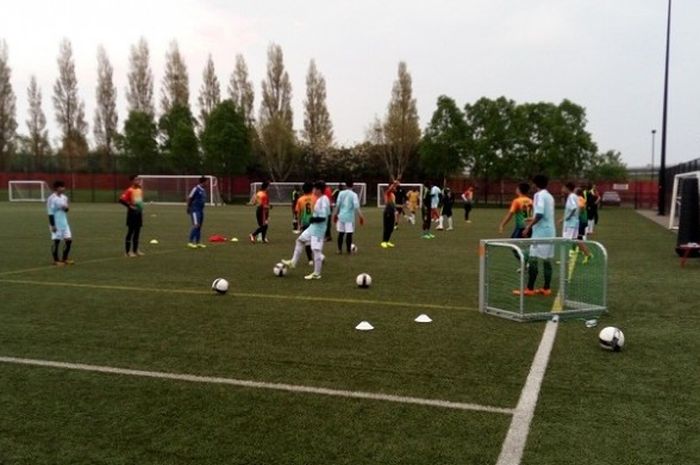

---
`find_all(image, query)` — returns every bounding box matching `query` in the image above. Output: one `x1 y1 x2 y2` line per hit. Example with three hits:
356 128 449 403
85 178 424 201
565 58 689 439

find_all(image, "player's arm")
47 202 57 232
118 190 134 209
499 211 513 233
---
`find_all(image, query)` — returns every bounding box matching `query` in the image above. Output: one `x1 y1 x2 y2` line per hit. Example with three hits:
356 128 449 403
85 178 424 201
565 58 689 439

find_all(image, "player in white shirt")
560 182 579 240
520 175 556 297
46 180 73 266
430 183 442 223
332 180 364 254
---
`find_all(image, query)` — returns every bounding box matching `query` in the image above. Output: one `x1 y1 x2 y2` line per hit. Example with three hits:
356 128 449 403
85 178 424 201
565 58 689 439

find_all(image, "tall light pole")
658 0 672 215
651 129 657 182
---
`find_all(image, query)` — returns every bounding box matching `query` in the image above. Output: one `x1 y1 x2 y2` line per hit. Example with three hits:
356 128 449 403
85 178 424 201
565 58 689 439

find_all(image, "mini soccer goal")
249 182 368 206
668 171 700 230
138 175 223 206
479 238 608 322
8 180 51 202
376 183 425 208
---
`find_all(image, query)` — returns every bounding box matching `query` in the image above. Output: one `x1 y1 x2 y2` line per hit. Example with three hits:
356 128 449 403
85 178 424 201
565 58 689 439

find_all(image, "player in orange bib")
249 181 270 243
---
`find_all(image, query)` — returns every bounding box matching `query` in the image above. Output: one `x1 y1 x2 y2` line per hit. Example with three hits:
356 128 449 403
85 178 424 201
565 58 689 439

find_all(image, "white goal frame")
249 182 367 206
8 180 51 202
668 171 700 230
377 183 425 208
138 175 222 206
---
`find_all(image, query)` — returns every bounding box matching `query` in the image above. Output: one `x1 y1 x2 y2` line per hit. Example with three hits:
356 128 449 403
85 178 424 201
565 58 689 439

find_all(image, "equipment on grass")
669 171 700 230
598 326 625 351
414 314 432 323
138 175 222 206
273 262 288 277
356 273 372 288
8 180 50 202
149 239 159 245
351 243 358 254
355 321 374 331
479 238 608 322
211 278 229 294
249 182 367 206
377 182 425 208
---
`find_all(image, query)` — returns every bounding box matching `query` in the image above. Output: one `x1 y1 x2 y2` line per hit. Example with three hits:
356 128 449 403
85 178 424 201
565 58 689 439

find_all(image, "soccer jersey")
578 196 588 223
296 194 315 228
509 195 533 229
308 195 330 237
384 186 396 207
120 187 144 210
256 190 269 208
532 189 555 238
47 193 69 229
407 191 419 208
336 189 360 224
188 185 207 211
564 193 579 229
430 186 441 209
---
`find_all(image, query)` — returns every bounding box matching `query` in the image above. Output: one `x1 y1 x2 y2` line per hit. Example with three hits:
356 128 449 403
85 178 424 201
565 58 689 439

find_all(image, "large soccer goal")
139 175 223 206
249 182 368 206
479 238 608 322
8 180 51 202
668 171 700 230
376 183 425 208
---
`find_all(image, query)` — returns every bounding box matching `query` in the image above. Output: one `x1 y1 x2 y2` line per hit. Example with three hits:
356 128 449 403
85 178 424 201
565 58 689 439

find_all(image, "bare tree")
53 38 88 164
126 37 154 116
0 40 17 169
258 43 296 181
94 46 118 158
197 54 220 123
26 75 51 161
302 59 333 163
161 41 189 113
228 54 254 127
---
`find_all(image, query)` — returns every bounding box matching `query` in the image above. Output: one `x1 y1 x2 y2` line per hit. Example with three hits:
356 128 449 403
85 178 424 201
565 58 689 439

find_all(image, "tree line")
0 38 626 182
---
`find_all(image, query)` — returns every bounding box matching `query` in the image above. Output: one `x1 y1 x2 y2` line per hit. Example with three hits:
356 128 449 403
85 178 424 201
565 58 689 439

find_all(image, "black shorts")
578 221 587 239
256 207 268 227
126 210 143 228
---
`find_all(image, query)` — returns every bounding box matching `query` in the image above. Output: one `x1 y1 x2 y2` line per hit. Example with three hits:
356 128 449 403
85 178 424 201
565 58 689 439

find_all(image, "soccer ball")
351 243 358 254
598 326 625 351
356 273 372 288
211 278 229 294
273 262 288 277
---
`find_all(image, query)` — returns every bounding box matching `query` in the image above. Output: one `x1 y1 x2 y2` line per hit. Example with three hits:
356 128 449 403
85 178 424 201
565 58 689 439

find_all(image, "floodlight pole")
658 0 672 215
651 129 656 182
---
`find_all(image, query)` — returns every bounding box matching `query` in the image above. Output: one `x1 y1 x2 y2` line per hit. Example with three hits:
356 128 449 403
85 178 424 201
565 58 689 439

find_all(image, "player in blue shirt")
333 180 364 254
187 176 208 249
46 180 73 266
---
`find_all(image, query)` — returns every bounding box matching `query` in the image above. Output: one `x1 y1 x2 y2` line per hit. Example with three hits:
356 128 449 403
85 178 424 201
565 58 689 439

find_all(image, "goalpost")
377 183 425 208
668 171 700 230
139 175 223 206
8 180 51 202
249 182 368 206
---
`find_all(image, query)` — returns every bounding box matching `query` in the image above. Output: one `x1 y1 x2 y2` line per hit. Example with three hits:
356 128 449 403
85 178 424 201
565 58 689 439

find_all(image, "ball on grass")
211 278 229 294
273 262 288 277
356 273 372 288
598 326 625 351
351 243 358 254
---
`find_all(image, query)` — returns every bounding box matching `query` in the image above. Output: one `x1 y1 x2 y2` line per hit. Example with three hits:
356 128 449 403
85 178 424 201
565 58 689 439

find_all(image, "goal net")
249 182 367 206
377 183 425 208
668 171 700 230
479 238 608 322
8 180 50 202
139 175 223 206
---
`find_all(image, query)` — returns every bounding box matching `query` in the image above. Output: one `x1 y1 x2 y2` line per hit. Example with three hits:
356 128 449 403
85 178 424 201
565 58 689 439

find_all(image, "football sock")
527 259 538 290
261 225 269 241
346 233 353 253
291 238 304 266
62 240 72 261
337 232 345 252
52 239 60 261
125 227 134 253
448 217 453 229
305 245 313 261
132 227 141 253
543 260 553 290
313 250 323 274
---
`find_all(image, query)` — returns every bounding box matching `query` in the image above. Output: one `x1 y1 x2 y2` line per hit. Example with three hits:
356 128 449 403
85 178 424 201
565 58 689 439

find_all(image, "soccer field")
0 203 698 465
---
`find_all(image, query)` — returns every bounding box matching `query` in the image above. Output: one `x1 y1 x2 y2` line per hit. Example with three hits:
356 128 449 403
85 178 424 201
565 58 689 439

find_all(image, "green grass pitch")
0 202 698 464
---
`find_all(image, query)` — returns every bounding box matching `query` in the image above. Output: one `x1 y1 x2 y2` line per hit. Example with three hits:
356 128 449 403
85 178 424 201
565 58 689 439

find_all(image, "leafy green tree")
586 150 627 181
159 103 200 173
420 96 468 181
0 40 18 170
200 99 250 177
120 110 159 173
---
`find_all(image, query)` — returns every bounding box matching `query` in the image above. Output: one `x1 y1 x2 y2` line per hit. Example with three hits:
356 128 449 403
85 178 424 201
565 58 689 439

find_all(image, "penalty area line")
0 356 513 415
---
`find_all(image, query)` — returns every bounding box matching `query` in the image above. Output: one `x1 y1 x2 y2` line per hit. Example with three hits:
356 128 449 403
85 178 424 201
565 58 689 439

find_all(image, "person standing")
381 180 398 248
421 181 435 239
47 180 74 266
324 182 334 242
585 183 600 235
333 180 364 254
437 187 455 231
187 176 208 249
119 175 144 257
295 182 316 265
461 186 474 222
498 182 533 239
406 187 420 225
394 182 406 228
249 181 270 244
291 185 301 233
560 182 579 242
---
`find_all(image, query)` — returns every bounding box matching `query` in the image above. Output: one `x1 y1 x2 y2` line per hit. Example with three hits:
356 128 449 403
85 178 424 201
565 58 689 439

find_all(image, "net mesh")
250 182 367 205
139 176 222 205
377 183 425 208
8 181 50 202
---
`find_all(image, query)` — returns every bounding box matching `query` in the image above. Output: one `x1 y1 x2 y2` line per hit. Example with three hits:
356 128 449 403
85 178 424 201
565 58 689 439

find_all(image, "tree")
126 38 155 116
381 62 420 180
198 54 220 124
228 54 254 127
302 59 333 166
0 40 17 170
161 41 189 113
94 46 118 161
201 99 250 180
586 150 627 181
258 43 296 181
25 75 51 164
53 38 88 167
120 110 159 173
159 103 199 173
420 95 468 181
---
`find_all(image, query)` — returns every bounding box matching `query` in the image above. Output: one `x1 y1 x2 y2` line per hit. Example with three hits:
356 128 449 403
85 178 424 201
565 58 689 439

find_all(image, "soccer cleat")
428 233 436 239
136 251 146 256
304 272 321 280
262 239 269 244
512 288 537 296
582 254 593 264
436 226 444 231
196 244 207 249
281 259 295 269
447 227 454 231
187 243 197 249
380 242 389 248
54 261 65 267
249 234 256 244
386 242 395 248
63 259 75 265
537 288 553 297
127 252 138 258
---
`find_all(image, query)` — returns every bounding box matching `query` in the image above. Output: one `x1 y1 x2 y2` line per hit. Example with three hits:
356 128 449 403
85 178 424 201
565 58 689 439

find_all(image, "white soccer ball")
598 326 625 351
356 273 372 288
273 262 288 277
351 243 358 254
211 278 229 294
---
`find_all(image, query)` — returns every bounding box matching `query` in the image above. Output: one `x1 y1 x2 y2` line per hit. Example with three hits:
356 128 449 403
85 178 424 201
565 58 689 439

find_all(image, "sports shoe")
249 234 256 244
428 233 436 239
63 259 75 265
421 234 430 239
281 259 295 269
54 261 65 267
447 227 454 231
386 242 395 248
304 272 321 280
187 243 197 249
436 226 444 231
127 252 137 258
136 251 146 256
195 244 205 249
582 254 593 265
380 242 389 248
537 288 553 297
512 288 537 296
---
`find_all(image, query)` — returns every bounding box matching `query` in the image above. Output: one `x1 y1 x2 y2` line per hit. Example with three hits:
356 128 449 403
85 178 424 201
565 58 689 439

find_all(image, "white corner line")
0 356 514 415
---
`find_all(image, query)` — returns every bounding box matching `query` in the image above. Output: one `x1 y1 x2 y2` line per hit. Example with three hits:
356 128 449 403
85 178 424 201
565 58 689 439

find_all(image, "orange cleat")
512 288 537 297
537 288 553 297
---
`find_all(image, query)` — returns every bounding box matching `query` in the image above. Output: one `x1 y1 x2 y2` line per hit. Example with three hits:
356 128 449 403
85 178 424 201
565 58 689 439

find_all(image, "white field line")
0 356 514 415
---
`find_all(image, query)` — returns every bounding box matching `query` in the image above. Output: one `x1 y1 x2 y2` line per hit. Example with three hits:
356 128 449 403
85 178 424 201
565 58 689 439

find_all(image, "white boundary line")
0 356 514 415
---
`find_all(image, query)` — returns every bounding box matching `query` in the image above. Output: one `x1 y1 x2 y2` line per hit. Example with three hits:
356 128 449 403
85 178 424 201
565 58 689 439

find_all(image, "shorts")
562 226 578 240
126 210 143 228
256 206 268 227
336 221 354 233
511 227 527 239
431 208 440 220
578 222 587 240
50 225 72 240
530 243 554 259
298 228 325 252
442 207 453 217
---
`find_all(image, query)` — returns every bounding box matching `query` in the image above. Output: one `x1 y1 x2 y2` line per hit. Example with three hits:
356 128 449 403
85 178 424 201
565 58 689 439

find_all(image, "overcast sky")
2 0 699 167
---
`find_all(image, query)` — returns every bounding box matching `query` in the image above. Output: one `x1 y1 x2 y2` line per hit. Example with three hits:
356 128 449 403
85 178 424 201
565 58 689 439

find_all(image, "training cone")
414 314 432 323
585 319 598 328
149 239 159 245
355 321 374 331
230 237 239 242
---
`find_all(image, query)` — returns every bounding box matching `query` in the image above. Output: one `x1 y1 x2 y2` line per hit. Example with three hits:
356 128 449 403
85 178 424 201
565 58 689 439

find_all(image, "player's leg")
346 232 353 253
306 236 324 279
61 227 73 263
132 225 142 255
51 231 61 264
250 207 263 242
381 207 395 246
337 221 345 253
542 259 553 291
447 212 454 230
527 258 539 291
125 225 134 255
284 230 309 268
189 211 198 246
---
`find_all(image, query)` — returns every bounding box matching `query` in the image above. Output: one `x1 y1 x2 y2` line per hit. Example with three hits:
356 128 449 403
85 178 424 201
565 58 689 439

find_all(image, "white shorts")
50 225 72 241
298 228 325 252
530 243 554 259
562 227 578 240
336 221 354 233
